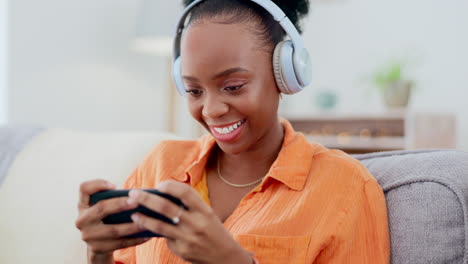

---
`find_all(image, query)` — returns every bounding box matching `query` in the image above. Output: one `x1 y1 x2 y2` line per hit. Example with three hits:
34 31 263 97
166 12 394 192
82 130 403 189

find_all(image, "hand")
127 180 253 264
75 180 150 261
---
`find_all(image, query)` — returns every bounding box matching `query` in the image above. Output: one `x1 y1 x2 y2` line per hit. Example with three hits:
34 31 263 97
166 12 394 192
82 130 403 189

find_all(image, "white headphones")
172 0 312 96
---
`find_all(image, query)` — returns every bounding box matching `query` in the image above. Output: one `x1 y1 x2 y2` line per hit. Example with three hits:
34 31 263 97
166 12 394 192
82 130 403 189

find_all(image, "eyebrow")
182 67 249 82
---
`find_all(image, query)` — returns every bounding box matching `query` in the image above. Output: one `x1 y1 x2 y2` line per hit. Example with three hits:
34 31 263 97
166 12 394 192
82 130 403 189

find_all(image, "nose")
201 93 229 119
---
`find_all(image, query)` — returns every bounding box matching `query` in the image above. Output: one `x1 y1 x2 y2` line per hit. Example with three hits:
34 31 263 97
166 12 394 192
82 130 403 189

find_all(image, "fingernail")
156 181 167 190
131 214 139 222
127 190 139 205
127 196 137 205
107 183 117 189
129 190 139 198
127 197 136 205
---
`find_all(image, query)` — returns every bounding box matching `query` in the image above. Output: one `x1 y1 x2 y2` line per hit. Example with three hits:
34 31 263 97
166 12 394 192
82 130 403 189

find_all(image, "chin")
216 133 259 156
215 140 243 154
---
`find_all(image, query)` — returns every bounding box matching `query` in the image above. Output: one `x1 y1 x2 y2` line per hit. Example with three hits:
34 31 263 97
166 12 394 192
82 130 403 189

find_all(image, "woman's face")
180 20 281 154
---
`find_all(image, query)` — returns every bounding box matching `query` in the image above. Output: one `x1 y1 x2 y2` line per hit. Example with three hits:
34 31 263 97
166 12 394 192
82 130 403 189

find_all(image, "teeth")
214 120 244 135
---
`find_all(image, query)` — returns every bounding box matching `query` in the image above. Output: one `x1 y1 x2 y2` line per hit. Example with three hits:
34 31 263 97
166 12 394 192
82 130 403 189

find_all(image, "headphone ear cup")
273 40 303 95
273 41 289 94
172 57 186 96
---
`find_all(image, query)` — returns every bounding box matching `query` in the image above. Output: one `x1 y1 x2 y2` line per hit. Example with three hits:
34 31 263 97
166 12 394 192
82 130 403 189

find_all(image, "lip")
208 119 246 143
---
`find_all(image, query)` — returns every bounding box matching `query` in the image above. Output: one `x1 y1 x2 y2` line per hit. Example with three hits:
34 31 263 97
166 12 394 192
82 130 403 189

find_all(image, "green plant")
372 61 405 93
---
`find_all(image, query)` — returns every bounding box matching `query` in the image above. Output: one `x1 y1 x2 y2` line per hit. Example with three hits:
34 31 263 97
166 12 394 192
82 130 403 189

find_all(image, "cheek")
187 99 203 122
245 81 279 115
235 93 271 122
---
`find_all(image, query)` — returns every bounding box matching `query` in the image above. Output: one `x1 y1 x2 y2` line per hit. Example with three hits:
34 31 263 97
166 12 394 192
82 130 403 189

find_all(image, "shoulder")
302 142 380 206
144 136 209 167
129 136 212 186
153 138 203 156
310 143 375 184
305 144 385 219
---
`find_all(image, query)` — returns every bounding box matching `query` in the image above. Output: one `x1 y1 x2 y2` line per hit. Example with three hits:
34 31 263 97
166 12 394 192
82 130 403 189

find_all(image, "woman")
76 0 390 263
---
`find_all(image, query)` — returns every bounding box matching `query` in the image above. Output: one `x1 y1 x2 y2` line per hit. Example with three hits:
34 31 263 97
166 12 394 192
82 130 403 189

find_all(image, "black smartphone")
89 189 187 238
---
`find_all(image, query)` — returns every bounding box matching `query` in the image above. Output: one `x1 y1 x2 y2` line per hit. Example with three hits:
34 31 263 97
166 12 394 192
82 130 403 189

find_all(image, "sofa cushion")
355 150 468 264
0 128 178 264
0 127 43 186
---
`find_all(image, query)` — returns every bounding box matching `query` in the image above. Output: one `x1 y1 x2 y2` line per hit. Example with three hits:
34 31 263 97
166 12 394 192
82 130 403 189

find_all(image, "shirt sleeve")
112 168 140 264
316 176 390 264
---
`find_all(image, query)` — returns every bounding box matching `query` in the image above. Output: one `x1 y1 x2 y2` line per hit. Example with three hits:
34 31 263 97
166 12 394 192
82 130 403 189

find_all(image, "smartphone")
89 189 187 238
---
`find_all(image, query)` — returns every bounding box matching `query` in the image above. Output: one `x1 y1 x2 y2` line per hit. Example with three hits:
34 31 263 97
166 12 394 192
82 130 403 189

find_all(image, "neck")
217 118 284 181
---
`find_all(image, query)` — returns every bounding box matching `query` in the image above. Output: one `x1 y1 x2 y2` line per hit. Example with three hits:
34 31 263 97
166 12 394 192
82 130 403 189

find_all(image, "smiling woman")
75 0 390 263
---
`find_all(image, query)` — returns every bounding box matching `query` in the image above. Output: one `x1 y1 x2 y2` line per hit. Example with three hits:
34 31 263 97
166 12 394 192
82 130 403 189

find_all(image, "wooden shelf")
305 135 405 154
285 112 456 154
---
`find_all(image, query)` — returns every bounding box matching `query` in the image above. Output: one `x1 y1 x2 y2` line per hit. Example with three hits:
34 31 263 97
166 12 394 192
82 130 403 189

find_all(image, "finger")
127 190 182 223
89 237 151 254
131 213 182 240
76 197 138 228
156 180 209 213
79 180 116 210
81 222 145 241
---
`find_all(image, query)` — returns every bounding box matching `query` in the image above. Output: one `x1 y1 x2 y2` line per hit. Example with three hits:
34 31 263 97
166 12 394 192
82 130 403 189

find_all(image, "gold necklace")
217 155 266 188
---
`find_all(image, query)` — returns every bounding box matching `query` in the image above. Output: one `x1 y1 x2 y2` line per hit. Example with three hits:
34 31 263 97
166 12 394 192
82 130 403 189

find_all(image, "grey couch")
356 150 468 264
0 127 467 263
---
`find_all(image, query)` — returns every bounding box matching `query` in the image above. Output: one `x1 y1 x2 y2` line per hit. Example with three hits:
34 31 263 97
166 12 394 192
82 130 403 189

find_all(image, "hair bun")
183 0 310 33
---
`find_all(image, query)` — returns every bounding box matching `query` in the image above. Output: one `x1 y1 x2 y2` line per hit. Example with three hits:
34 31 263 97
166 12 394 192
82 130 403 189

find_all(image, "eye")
185 89 203 97
224 85 244 92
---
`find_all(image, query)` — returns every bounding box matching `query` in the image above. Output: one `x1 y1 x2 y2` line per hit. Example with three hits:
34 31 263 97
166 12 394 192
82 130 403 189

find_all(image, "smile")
209 119 246 143
212 119 245 135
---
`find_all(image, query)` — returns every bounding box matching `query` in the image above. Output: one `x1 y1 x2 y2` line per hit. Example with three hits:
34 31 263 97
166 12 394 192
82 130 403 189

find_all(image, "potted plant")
372 60 414 108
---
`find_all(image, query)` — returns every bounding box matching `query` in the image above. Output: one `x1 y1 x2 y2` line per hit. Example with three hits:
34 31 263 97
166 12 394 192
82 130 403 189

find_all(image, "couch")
0 127 467 263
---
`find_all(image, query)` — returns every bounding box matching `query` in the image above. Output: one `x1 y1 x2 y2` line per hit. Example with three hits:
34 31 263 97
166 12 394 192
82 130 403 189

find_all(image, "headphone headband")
173 0 305 59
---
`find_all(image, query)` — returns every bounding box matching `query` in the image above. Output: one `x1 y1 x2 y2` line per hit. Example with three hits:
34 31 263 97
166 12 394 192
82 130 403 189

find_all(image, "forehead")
180 22 266 75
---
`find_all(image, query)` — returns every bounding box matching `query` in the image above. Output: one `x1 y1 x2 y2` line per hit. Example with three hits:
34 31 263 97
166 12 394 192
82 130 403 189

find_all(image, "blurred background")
0 0 467 152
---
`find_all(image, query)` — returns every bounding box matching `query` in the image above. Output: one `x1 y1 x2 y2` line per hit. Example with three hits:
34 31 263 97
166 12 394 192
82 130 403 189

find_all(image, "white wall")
7 0 468 150
8 0 170 131
0 0 7 124
285 0 468 150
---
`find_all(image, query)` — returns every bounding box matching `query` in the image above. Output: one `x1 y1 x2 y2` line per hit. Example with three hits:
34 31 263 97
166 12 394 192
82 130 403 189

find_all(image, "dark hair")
182 0 310 51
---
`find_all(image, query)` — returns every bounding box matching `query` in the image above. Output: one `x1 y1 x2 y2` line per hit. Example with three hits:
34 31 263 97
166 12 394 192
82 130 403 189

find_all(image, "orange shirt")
114 120 390 263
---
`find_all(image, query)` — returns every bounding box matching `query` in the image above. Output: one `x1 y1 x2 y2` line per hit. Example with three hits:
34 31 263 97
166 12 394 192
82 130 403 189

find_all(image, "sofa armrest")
356 150 468 264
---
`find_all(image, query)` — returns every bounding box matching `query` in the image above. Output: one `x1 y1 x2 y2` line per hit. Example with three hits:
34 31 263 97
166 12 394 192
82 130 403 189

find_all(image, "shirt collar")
171 135 216 185
171 118 315 191
265 119 314 191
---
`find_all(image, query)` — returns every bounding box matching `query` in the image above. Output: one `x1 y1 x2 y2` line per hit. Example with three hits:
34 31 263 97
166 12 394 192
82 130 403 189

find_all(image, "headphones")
172 0 312 96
